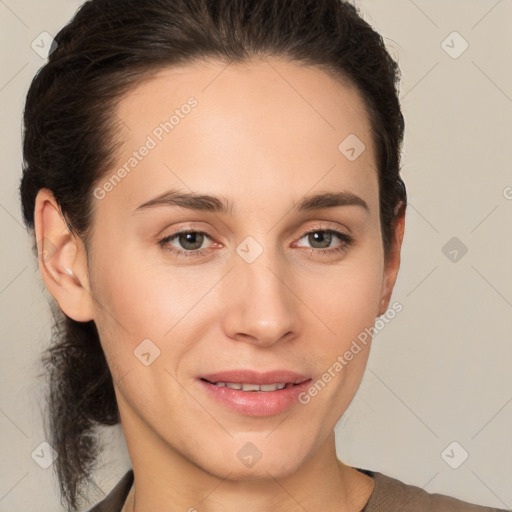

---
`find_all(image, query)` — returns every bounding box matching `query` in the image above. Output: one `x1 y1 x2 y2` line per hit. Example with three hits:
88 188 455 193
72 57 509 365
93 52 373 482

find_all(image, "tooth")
214 382 290 391
242 383 260 391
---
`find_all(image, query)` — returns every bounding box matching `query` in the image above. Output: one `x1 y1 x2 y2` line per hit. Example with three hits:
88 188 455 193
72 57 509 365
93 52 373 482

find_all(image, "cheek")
304 259 383 343
90 240 177 333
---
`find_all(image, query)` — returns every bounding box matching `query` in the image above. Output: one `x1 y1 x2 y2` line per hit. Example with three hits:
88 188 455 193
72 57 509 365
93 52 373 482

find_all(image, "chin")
208 437 310 479
202 456 304 482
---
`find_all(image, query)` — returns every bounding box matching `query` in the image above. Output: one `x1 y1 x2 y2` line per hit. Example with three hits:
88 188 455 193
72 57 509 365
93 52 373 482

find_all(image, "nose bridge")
223 236 300 345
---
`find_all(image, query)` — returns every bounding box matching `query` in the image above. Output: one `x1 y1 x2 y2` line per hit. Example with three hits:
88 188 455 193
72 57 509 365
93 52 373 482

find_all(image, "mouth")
197 370 313 416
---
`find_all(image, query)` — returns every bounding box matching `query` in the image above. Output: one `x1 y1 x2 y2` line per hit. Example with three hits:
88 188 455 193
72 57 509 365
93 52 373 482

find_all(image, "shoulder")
358 468 510 512
87 469 134 512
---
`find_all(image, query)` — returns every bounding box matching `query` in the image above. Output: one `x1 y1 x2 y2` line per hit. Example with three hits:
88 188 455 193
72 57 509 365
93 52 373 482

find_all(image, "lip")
198 369 312 417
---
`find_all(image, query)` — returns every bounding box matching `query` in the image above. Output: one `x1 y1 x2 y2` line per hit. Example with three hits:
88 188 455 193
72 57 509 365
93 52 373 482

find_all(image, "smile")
202 380 296 391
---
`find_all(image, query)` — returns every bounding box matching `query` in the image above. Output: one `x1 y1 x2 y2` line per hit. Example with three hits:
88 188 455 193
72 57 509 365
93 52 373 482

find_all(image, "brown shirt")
87 467 510 511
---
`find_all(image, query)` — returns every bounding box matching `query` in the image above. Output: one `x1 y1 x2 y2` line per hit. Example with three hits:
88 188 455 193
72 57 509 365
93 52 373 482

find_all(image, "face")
74 58 401 479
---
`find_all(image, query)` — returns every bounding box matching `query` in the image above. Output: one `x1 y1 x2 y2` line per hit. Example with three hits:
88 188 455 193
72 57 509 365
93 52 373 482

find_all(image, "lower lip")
198 379 313 416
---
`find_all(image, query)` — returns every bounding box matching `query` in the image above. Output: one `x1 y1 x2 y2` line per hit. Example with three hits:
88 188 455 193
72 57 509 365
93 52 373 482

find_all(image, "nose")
221 246 301 347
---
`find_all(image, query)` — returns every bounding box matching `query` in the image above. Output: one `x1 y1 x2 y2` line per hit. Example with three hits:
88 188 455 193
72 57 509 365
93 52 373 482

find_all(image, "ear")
377 202 406 317
34 188 95 322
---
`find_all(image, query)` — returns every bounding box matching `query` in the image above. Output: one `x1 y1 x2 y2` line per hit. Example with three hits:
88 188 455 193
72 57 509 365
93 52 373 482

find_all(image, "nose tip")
237 320 294 347
222 259 300 347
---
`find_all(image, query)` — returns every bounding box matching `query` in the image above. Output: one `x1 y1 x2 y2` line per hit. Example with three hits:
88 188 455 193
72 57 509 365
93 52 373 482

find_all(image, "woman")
19 0 509 511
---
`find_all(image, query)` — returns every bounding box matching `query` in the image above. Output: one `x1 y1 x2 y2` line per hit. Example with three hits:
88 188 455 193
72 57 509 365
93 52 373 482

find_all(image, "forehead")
116 57 373 142
104 57 378 214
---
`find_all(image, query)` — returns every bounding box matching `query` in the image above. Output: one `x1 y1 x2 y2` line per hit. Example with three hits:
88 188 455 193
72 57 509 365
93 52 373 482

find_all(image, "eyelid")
294 221 351 240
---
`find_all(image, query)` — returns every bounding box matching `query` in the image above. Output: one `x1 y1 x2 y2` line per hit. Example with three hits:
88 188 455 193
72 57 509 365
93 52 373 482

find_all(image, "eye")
294 228 353 256
158 229 215 257
157 226 353 259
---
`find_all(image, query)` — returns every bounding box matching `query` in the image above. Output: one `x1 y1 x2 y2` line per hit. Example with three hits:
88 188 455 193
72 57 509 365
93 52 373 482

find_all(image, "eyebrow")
133 189 369 215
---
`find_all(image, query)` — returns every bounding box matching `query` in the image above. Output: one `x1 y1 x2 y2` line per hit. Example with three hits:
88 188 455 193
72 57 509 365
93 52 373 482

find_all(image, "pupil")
180 232 203 250
309 231 331 249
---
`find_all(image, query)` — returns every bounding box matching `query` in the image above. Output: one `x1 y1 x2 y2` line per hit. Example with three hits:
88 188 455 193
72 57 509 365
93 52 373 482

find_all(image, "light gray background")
1 1 511 510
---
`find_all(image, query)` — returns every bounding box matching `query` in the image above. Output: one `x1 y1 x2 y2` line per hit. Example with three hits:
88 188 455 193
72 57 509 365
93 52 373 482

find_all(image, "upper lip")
200 370 311 385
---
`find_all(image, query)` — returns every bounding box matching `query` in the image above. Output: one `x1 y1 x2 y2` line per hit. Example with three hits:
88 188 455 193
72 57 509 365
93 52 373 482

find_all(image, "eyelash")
157 226 353 259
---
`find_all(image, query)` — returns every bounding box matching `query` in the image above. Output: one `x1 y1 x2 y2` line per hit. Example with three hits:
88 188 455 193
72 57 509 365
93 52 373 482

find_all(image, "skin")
34 57 405 511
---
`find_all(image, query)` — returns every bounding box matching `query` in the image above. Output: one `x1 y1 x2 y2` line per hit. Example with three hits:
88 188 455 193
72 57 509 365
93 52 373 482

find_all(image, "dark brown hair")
19 0 406 509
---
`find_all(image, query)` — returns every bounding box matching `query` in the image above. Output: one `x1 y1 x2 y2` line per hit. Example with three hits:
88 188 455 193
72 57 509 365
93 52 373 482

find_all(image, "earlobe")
34 188 95 322
378 203 406 317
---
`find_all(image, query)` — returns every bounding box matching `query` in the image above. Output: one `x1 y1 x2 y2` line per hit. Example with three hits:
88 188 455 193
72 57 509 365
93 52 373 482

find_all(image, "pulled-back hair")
19 0 406 509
